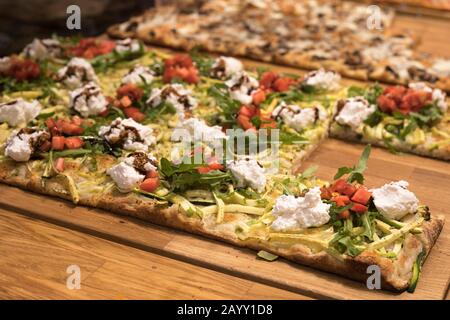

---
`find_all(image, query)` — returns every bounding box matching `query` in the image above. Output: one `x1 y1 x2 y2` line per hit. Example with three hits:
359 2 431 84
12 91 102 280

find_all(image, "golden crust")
0 160 444 292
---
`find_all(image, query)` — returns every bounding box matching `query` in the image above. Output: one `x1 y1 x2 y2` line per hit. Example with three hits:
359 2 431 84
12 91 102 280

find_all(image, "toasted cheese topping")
0 99 41 126
57 57 98 89
115 38 141 53
146 84 197 118
98 117 156 151
121 65 155 85
225 71 259 105
69 82 108 117
371 181 419 220
22 38 62 61
5 128 50 162
210 56 243 79
271 187 331 231
303 69 341 91
272 102 326 131
335 97 376 129
227 158 266 192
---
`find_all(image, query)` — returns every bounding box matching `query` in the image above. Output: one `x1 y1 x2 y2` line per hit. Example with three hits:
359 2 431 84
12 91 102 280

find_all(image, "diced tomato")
45 118 56 130
333 195 351 207
51 136 65 151
4 58 40 81
163 54 199 84
124 107 145 122
340 184 357 197
197 166 212 174
237 114 255 131
238 105 257 118
208 162 224 171
330 179 351 194
400 90 431 112
338 210 351 220
67 38 116 59
259 71 279 89
64 137 84 150
351 187 372 205
272 77 295 92
377 95 397 113
140 177 160 193
383 86 407 105
71 116 83 126
54 158 65 173
351 203 368 214
117 83 143 101
39 140 51 152
98 108 110 117
259 116 277 129
120 95 132 108
61 122 84 135
252 89 266 105
145 170 159 179
320 187 332 200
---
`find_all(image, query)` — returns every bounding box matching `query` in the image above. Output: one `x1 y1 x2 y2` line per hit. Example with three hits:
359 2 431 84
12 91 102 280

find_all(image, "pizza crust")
0 160 444 292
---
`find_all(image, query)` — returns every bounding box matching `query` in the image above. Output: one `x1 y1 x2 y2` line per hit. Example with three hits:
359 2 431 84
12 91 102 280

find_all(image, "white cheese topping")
226 159 266 193
303 69 341 91
386 57 424 80
5 129 48 162
211 56 243 79
107 162 145 193
172 117 227 146
121 65 155 85
0 57 11 73
0 98 41 126
430 59 450 78
408 82 447 114
272 102 326 131
271 187 331 231
335 97 376 130
146 84 197 118
57 57 98 89
114 38 141 53
69 82 108 117
98 117 156 151
123 152 157 173
22 38 62 61
225 71 259 105
371 181 419 220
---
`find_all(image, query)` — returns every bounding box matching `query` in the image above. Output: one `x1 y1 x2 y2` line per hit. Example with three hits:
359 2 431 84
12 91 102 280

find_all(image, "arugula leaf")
189 49 214 76
347 86 366 97
91 43 145 73
207 83 241 125
334 144 371 184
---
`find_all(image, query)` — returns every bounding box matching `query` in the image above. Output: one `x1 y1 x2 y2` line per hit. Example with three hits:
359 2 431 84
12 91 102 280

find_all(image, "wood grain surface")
0 12 449 300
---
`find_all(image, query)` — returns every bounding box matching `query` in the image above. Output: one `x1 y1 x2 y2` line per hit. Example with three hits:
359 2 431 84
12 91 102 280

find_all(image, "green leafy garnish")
334 144 371 184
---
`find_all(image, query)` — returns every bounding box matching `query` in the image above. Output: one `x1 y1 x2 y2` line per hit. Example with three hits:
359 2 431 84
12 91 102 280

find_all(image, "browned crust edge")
0 161 444 292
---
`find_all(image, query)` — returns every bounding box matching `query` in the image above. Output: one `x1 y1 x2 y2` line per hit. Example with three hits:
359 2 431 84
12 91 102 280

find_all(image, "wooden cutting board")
1 139 448 300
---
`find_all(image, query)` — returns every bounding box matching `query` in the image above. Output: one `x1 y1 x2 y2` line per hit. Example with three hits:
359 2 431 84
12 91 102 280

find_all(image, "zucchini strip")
201 204 266 216
213 191 225 223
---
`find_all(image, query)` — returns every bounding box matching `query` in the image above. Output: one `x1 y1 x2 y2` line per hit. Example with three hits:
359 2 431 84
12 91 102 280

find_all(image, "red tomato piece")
259 71 279 89
140 177 160 193
64 137 84 150
351 203 368 213
124 107 145 122
5 58 40 81
61 122 84 136
252 89 266 105
52 136 66 151
54 158 65 173
320 187 332 200
272 77 295 92
117 83 144 101
39 140 52 152
351 187 372 205
377 95 397 113
237 114 255 131
333 195 351 207
145 170 159 179
338 210 351 220
163 55 199 84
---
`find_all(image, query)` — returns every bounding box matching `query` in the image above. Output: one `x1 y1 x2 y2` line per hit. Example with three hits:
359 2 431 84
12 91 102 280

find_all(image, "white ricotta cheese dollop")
172 117 227 146
57 57 99 89
225 71 259 105
107 162 145 193
69 82 108 117
0 98 41 126
114 38 141 53
271 187 331 231
146 84 197 118
210 56 244 79
22 38 62 61
335 97 376 129
371 180 419 220
5 128 49 162
303 69 341 91
271 102 326 131
227 159 266 193
408 82 447 114
121 65 155 85
98 117 156 151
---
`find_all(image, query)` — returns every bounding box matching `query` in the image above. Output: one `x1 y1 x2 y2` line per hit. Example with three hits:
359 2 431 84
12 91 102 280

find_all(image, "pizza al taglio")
0 36 444 292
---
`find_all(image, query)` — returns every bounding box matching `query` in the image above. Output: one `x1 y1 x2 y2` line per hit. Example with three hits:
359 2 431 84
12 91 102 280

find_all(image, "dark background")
0 0 156 55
